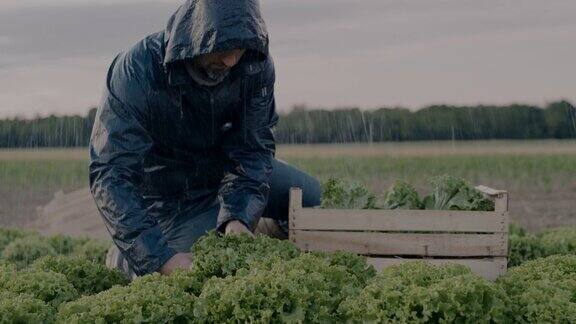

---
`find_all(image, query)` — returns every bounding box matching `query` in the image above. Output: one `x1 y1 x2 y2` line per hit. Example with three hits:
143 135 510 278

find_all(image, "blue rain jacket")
89 0 278 275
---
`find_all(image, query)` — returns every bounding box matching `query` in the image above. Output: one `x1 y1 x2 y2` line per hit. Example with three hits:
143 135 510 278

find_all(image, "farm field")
0 139 575 231
1 140 576 322
1 226 575 322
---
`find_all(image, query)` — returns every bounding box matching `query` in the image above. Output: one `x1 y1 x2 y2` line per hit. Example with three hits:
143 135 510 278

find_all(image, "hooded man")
89 0 320 278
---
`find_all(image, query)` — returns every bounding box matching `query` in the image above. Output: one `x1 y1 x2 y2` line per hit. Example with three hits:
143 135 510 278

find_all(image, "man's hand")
159 253 191 276
225 220 254 237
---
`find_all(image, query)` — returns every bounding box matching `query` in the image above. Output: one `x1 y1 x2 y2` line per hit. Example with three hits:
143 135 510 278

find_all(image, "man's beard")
185 61 230 87
205 67 229 80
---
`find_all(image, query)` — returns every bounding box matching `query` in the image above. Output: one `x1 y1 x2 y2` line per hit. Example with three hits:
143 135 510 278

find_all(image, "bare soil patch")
28 182 576 239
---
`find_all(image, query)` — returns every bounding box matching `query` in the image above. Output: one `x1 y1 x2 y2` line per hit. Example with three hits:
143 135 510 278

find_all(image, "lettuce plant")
57 273 196 323
422 175 494 211
0 268 78 307
497 255 576 323
32 255 128 296
339 261 506 323
321 178 377 209
381 180 423 209
194 253 364 323
2 236 58 268
0 291 54 324
191 231 300 281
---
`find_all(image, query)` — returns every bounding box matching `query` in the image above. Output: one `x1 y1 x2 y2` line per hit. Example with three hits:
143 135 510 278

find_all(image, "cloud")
274 23 576 110
0 2 176 67
0 36 11 46
0 57 109 117
0 0 179 11
0 0 575 117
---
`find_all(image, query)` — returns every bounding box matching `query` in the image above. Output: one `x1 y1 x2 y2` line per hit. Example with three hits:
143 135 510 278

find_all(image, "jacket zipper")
209 91 215 146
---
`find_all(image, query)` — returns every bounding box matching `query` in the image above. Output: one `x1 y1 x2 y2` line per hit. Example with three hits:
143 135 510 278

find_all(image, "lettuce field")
1 226 576 323
0 142 575 322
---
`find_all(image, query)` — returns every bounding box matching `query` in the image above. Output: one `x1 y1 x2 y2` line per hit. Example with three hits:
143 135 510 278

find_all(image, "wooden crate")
288 185 509 280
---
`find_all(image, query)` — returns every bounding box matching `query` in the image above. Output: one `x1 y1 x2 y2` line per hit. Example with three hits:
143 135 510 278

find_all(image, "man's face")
195 48 246 74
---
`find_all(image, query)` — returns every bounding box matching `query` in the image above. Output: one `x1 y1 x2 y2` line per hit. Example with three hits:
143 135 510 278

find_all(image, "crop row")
1 226 575 323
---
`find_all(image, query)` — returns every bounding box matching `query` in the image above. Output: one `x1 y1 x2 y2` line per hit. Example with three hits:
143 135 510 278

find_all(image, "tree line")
0 101 574 148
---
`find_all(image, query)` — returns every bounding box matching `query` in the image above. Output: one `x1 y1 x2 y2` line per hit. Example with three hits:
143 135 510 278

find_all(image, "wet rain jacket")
89 0 278 275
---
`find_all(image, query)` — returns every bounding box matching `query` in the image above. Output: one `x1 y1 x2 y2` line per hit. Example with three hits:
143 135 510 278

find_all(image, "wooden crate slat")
291 230 507 257
289 186 509 279
495 194 509 213
475 185 507 197
475 185 509 212
367 257 507 281
291 208 507 233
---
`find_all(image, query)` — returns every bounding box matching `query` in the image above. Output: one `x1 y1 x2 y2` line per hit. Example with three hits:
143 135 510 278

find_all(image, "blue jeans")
106 158 321 278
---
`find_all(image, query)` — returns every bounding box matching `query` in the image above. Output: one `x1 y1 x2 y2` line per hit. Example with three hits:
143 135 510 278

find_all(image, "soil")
16 183 576 240
32 187 107 239
0 187 57 228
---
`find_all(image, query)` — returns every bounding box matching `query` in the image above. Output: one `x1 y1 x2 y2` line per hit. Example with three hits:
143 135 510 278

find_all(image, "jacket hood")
163 0 269 66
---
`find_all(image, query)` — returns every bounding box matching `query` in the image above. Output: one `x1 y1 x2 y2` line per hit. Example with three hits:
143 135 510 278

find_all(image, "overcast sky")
0 0 575 118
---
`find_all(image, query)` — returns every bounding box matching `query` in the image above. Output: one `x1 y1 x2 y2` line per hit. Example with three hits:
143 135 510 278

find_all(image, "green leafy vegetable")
0 291 54 324
497 255 576 323
509 223 528 237
321 176 493 211
2 224 576 322
191 231 300 281
508 234 545 267
0 268 78 307
339 262 505 323
508 225 576 267
71 239 111 264
381 180 423 209
422 175 494 211
0 263 17 286
310 250 376 286
47 235 89 256
195 253 363 323
2 236 57 268
164 268 207 297
57 273 196 323
32 255 128 296
0 227 34 257
538 226 576 256
321 177 377 209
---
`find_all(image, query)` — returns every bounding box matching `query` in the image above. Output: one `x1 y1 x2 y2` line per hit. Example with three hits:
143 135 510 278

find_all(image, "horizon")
1 99 573 120
1 0 575 118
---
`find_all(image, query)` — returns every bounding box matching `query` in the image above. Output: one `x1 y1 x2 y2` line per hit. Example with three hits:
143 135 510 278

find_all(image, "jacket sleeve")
216 57 279 232
89 53 176 276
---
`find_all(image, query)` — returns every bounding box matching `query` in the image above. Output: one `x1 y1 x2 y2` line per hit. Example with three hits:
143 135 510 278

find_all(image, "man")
89 0 320 278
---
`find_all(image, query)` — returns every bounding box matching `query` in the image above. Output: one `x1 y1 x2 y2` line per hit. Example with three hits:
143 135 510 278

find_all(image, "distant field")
2 139 575 160
1 140 575 230
287 154 575 191
278 140 576 158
